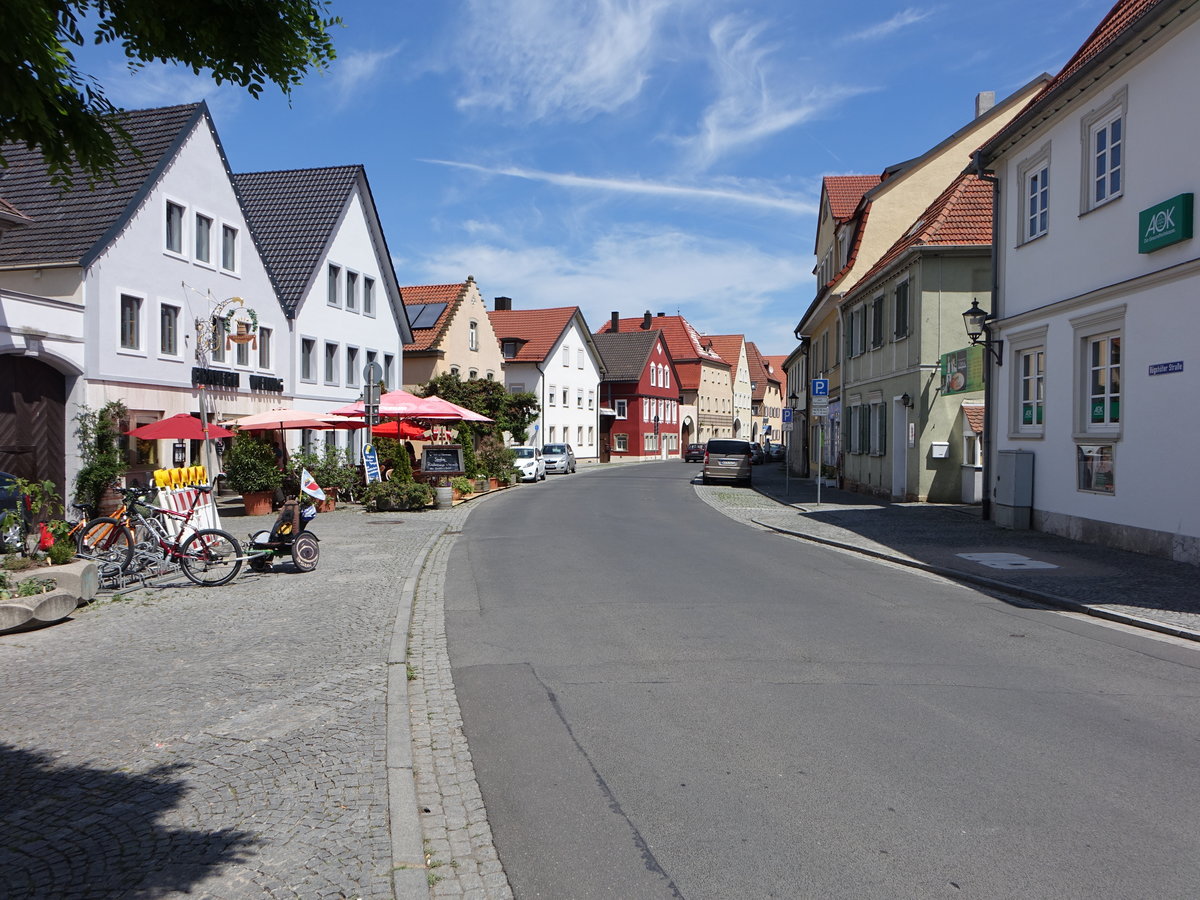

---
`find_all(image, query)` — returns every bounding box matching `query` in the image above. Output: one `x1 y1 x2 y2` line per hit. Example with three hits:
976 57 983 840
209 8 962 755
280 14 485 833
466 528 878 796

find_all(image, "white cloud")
100 62 239 115
405 227 814 345
676 16 870 169
329 46 402 108
840 8 936 44
452 0 681 121
425 159 817 215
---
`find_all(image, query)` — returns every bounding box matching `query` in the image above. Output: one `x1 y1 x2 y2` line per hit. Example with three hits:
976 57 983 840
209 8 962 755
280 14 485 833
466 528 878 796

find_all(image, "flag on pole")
299 468 326 501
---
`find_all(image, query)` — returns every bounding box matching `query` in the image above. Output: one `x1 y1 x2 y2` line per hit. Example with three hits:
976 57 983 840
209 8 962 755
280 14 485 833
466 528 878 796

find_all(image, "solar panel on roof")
407 302 448 329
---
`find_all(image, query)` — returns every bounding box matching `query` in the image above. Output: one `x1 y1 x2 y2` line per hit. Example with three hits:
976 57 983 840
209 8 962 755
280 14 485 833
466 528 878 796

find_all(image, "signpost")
811 379 829 507
362 444 382 483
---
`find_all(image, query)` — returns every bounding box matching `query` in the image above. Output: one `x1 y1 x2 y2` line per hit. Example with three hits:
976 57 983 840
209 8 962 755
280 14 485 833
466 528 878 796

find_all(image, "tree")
418 374 540 445
0 0 340 184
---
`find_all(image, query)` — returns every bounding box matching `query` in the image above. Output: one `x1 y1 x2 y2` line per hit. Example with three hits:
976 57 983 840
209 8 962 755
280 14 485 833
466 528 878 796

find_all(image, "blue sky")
82 0 1111 356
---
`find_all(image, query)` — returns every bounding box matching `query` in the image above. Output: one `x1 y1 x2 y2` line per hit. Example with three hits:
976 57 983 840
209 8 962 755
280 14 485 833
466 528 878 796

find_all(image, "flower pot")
488 477 500 491
242 491 273 516
315 487 338 513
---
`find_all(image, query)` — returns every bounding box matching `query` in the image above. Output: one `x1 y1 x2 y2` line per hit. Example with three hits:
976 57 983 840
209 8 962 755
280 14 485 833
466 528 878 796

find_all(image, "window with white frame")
587 426 593 445
325 342 339 385
1072 306 1124 437
577 389 583 409
577 348 583 369
195 213 212 263
645 432 657 452
548 426 556 442
328 264 341 307
258 327 272 369
649 365 657 387
301 338 316 381
509 382 524 393
469 369 477 380
165 202 184 254
221 224 238 272
588 390 594 410
870 400 886 455
893 281 909 339
469 320 479 351
159 303 179 356
346 271 358 312
1020 348 1045 431
562 346 569 367
211 315 226 363
577 426 583 445
561 387 568 406
548 385 557 406
363 276 375 316
236 332 250 367
615 399 628 419
346 346 359 387
1018 144 1051 243
663 367 670 389
614 433 628 451
1082 88 1126 212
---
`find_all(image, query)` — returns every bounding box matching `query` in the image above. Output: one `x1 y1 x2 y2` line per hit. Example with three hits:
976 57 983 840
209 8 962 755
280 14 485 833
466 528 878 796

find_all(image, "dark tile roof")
591 330 660 382
0 103 203 267
233 166 361 317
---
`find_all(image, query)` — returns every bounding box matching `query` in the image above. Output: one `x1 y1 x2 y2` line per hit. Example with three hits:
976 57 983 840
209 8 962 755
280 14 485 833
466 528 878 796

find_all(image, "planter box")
315 487 338 513
242 491 273 516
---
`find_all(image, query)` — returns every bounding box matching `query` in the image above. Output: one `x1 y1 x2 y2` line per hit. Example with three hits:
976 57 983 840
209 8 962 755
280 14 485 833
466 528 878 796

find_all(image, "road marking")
957 552 1059 570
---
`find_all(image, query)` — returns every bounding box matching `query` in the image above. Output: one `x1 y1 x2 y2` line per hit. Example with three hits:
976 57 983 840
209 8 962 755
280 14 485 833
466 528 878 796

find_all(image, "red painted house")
592 324 682 460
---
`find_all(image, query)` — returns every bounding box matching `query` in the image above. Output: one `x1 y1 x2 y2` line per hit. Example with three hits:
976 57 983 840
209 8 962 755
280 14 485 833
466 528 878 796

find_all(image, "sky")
76 0 1113 357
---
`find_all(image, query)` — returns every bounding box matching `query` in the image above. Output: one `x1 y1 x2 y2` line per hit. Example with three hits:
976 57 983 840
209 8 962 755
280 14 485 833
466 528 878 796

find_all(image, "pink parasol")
125 413 234 440
222 408 365 431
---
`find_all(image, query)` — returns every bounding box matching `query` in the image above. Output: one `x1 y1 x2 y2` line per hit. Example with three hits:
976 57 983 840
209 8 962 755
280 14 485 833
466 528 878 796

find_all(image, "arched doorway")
0 356 67 499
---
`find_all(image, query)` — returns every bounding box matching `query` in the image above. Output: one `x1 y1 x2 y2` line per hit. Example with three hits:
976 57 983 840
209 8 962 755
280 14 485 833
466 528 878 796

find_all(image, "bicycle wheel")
76 517 134 573
179 529 243 587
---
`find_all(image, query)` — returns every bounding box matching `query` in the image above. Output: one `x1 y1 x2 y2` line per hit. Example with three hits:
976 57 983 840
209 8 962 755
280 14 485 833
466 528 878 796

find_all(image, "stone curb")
751 517 1200 643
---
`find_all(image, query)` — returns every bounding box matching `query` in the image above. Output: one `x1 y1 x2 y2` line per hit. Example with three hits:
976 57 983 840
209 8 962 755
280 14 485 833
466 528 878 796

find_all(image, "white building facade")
978 0 1200 563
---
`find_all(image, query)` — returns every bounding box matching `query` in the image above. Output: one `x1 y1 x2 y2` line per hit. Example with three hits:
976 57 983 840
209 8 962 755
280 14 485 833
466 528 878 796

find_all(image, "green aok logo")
1139 193 1193 253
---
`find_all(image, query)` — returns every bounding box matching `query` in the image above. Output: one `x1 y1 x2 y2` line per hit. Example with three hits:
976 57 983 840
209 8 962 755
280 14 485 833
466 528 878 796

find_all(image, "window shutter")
879 403 886 452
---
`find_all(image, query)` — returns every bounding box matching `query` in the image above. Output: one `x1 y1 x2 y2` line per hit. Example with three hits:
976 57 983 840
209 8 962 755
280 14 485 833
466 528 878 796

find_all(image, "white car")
512 446 546 482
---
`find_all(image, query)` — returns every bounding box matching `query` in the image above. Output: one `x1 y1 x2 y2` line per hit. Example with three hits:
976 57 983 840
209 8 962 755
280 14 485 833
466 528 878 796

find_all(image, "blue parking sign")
781 408 793 424
812 378 829 397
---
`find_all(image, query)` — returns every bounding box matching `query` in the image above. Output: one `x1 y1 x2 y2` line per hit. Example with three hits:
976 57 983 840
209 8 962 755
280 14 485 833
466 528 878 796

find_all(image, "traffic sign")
812 378 830 397
812 397 830 417
781 408 793 424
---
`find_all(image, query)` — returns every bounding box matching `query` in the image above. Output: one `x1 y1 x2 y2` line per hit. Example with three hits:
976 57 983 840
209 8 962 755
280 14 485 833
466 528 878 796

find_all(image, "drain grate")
363 519 406 525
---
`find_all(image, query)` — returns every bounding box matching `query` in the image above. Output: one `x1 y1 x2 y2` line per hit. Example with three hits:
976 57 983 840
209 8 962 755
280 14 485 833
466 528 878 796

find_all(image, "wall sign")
940 345 984 394
249 374 284 392
191 367 240 388
1149 361 1183 376
1138 193 1193 253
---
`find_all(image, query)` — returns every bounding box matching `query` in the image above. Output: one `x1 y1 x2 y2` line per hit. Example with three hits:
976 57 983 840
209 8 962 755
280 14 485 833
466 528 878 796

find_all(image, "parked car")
512 446 546 482
701 439 753 486
683 443 705 463
542 443 576 474
749 444 765 465
765 442 785 462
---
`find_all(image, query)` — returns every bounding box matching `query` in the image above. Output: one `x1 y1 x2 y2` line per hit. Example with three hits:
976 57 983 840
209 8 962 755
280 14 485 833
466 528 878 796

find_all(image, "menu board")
421 445 464 475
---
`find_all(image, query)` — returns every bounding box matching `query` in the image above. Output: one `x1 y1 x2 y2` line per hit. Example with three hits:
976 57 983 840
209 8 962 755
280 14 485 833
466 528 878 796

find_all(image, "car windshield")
514 448 535 458
543 445 567 454
707 440 750 454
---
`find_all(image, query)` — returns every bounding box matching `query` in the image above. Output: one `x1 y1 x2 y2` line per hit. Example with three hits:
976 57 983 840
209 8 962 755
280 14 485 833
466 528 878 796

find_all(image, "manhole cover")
364 519 406 525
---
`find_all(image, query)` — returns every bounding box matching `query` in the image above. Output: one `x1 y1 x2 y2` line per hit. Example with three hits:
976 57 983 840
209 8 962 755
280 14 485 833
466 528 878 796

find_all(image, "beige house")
746 342 783 447
795 81 1050 483
401 277 505 390
706 335 753 441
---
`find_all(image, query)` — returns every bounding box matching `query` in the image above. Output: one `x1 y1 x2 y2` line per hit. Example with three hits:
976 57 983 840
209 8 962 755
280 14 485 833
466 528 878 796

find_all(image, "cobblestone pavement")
0 501 456 899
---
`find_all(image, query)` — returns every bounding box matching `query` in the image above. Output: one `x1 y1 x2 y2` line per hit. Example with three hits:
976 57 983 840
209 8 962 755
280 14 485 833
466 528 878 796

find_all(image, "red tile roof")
824 175 882 221
488 306 578 362
850 173 993 295
400 282 467 352
704 334 745 370
596 314 728 392
1055 0 1162 86
962 403 985 434
744 342 780 401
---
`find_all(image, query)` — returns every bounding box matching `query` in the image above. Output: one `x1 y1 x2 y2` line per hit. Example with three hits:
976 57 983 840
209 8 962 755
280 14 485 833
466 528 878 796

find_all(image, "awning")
598 407 618 417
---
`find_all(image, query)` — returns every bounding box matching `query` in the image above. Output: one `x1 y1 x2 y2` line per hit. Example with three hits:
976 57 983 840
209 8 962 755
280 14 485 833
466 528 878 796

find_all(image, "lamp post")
962 298 1002 520
193 295 248 482
786 391 798 495
653 414 661 459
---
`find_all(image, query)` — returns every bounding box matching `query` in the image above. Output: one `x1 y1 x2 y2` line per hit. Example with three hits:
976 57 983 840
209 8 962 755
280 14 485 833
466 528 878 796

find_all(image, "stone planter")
0 559 99 634
315 487 338 513
241 490 273 516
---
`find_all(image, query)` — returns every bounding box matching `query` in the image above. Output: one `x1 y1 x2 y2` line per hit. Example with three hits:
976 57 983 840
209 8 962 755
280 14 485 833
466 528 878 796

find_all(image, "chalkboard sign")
421 445 464 475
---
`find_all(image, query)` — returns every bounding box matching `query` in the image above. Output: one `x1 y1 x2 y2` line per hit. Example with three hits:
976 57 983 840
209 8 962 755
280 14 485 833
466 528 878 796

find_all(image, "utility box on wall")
994 449 1034 530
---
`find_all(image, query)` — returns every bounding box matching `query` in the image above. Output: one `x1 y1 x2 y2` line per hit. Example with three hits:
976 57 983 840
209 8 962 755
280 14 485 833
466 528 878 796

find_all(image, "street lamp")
786 391 798 495
962 298 1003 365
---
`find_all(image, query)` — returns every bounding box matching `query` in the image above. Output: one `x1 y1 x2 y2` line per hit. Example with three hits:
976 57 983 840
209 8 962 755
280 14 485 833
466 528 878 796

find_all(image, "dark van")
700 439 753 486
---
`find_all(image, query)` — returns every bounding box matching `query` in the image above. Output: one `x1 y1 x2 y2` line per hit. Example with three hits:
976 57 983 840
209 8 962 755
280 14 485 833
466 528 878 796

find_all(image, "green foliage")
46 527 76 565
417 373 540 445
476 433 516 480
371 436 413 483
290 446 357 496
0 0 341 185
14 477 63 523
73 401 127 511
359 480 432 512
456 423 482 478
222 433 283 494
450 476 474 495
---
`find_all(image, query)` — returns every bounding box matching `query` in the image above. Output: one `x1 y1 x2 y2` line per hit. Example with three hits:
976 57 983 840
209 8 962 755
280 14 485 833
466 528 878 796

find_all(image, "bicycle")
77 485 243 587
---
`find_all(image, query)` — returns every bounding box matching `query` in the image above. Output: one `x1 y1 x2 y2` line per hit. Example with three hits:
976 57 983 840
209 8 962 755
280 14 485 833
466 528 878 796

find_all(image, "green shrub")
360 480 432 511
73 401 127 511
222 433 284 494
450 476 474 495
476 434 515 480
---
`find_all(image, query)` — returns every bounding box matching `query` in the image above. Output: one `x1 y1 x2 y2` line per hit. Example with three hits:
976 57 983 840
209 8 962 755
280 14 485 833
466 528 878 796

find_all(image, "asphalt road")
446 462 1200 899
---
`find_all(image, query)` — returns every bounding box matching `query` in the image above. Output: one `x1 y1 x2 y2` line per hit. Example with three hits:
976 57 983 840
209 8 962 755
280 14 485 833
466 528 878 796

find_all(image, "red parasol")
371 420 429 439
125 413 234 440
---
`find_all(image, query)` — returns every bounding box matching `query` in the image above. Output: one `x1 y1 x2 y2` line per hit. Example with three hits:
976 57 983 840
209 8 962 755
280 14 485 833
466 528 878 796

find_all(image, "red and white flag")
299 468 326 501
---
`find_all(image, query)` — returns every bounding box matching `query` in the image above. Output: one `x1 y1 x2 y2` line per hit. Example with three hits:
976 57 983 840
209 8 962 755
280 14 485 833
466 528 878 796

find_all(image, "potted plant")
73 401 128 514
477 434 515 489
222 433 283 515
450 476 474 500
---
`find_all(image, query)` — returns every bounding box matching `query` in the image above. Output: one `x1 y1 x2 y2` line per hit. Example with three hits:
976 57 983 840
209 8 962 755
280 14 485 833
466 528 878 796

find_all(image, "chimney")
494 296 512 311
611 312 620 333
975 91 995 119
641 310 652 330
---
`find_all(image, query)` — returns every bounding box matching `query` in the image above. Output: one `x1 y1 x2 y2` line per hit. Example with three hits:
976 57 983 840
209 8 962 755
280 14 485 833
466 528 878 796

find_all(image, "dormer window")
502 340 519 359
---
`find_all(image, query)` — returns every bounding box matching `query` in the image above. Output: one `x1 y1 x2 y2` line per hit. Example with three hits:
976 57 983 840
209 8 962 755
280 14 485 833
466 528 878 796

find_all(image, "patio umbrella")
371 420 429 439
125 413 235 440
329 390 494 422
221 408 365 431
420 395 494 423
